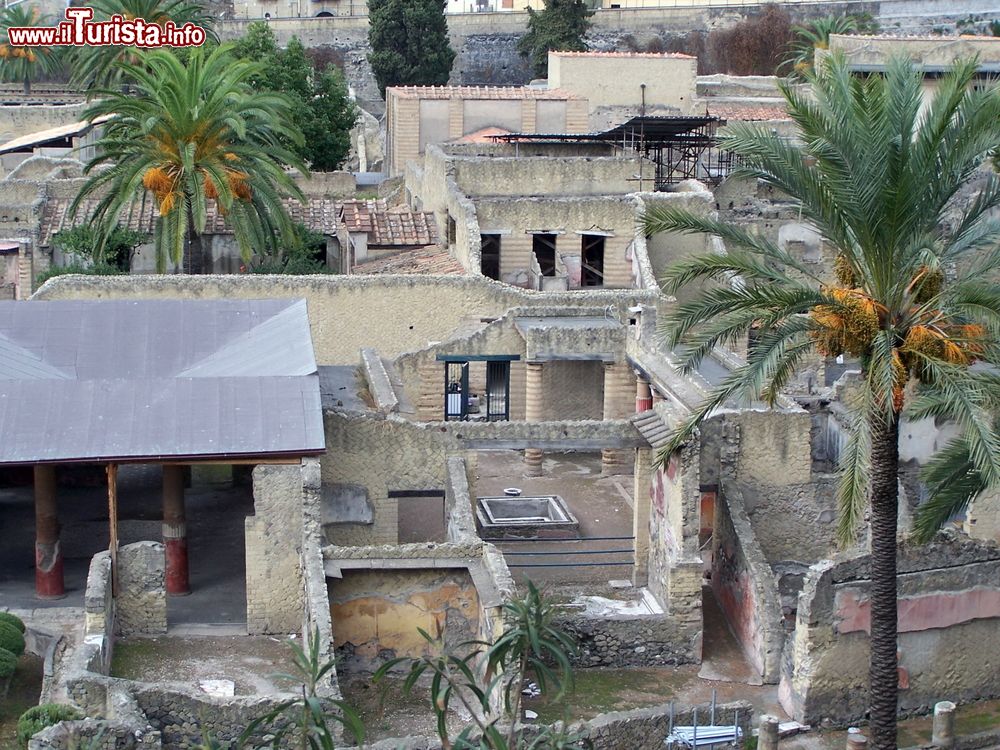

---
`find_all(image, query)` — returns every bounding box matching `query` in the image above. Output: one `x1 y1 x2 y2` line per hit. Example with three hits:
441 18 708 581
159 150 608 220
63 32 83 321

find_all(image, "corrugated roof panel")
0 299 324 464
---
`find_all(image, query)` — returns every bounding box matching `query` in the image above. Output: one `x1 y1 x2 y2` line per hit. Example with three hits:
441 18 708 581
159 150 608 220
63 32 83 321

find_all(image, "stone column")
932 701 956 749
34 465 64 599
758 715 780 750
601 362 634 475
632 448 652 586
523 362 544 477
846 728 868 750
162 465 190 596
635 375 653 413
652 388 666 406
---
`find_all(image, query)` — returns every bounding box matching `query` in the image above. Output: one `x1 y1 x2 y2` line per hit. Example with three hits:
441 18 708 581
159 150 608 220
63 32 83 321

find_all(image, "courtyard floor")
472 450 635 586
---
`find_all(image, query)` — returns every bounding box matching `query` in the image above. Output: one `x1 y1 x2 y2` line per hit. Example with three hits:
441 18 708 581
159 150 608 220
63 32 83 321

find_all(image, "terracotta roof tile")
40 196 438 249
551 50 695 60
353 246 466 276
388 85 584 100
707 102 789 122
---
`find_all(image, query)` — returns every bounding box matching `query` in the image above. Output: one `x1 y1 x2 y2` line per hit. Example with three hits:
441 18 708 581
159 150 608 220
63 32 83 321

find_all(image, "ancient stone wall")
557 610 700 668
34 275 657 367
116 542 167 637
245 464 306 635
711 484 783 684
0 103 88 144
780 533 1000 725
84 551 115 675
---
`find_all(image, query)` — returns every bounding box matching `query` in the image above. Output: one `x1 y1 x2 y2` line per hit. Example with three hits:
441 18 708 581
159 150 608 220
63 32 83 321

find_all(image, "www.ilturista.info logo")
6 7 207 47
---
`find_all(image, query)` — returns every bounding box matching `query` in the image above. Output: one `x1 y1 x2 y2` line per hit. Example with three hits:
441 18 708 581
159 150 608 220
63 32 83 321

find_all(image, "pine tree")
368 0 456 97
517 0 594 78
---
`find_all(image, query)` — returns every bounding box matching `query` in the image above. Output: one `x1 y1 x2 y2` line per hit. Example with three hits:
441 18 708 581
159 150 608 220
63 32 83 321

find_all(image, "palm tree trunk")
868 412 899 750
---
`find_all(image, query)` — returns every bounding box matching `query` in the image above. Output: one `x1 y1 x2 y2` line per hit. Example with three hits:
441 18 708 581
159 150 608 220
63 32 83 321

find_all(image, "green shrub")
35 262 126 288
0 647 17 679
16 704 83 749
0 620 25 657
0 611 25 633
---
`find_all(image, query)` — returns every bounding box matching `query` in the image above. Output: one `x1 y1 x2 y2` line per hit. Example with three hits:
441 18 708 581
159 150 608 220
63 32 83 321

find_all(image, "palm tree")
68 0 216 89
72 45 308 272
785 15 858 78
642 55 1000 750
0 5 63 95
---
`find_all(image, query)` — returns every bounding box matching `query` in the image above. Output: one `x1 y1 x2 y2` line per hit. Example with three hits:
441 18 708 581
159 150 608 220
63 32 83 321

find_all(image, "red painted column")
636 376 653 413
34 465 64 599
162 465 190 596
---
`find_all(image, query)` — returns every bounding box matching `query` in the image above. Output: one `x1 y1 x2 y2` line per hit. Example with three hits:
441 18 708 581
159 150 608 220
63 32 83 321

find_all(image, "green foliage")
72 45 307 273
517 0 594 78
0 5 64 95
374 581 585 750
67 0 216 89
247 223 333 275
0 612 25 634
0 648 17 679
16 704 83 749
233 23 358 171
368 0 455 96
239 628 364 749
0 622 25 658
52 225 147 271
36 263 126 288
786 15 861 78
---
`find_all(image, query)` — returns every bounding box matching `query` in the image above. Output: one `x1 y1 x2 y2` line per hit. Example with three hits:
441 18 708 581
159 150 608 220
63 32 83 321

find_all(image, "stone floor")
472 450 635 586
0 464 253 627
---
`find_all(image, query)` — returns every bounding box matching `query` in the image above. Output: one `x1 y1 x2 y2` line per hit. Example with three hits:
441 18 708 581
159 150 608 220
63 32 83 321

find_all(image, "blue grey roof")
0 298 325 464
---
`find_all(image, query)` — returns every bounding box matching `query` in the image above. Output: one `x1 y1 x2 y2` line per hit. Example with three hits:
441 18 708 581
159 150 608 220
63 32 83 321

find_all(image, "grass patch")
525 667 688 724
109 639 160 680
0 654 43 747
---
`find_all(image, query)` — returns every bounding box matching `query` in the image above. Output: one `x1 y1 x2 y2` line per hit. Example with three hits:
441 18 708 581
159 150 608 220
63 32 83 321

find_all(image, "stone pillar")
34 465 64 599
162 465 190 596
524 362 544 477
758 715 780 750
635 375 653 413
932 701 956 749
632 448 652 586
652 389 666 406
602 362 634 475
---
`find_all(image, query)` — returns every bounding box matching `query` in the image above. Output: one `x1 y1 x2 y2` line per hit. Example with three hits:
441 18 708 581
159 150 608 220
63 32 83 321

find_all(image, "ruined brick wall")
557 611 700 668
780 534 1000 725
329 568 481 672
245 464 305 634
711 485 783 684
116 542 167 637
0 103 87 144
541 361 604 420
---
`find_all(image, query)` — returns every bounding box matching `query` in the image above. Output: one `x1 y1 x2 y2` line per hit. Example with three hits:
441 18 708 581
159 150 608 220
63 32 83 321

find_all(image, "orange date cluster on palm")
0 45 39 62
142 165 252 217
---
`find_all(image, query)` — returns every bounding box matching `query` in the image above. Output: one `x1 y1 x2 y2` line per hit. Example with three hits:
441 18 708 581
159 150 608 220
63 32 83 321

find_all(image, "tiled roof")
388 85 583 100
707 102 789 122
353 246 466 276
551 50 695 60
40 196 437 249
340 199 439 247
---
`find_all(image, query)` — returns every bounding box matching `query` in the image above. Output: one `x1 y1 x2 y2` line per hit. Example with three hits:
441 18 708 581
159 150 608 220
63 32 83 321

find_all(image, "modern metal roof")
0 298 325 465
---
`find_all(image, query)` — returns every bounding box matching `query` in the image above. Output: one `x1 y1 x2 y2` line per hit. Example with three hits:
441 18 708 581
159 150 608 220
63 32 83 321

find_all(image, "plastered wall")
33 274 657 366
329 568 480 672
780 534 1000 724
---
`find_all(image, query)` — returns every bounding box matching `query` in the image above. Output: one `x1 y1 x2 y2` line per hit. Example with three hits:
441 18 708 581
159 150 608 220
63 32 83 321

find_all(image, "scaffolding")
491 116 737 189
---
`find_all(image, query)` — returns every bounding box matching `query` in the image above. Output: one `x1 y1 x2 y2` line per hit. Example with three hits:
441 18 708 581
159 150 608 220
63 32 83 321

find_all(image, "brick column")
652 388 666 406
602 362 635 475
162 465 190 596
632 448 652 586
635 375 653 412
34 465 64 599
523 361 544 476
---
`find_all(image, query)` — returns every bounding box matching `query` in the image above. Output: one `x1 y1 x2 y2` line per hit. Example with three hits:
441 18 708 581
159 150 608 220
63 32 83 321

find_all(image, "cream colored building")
386 85 589 176
547 50 698 127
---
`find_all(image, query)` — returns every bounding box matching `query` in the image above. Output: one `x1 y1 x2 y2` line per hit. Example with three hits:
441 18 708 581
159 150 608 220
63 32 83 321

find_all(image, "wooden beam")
107 463 119 597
